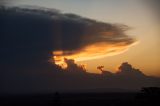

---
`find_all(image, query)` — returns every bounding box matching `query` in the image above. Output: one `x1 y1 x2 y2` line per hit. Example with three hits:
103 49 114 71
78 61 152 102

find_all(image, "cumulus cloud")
64 58 86 72
117 62 145 77
97 66 104 71
97 65 114 75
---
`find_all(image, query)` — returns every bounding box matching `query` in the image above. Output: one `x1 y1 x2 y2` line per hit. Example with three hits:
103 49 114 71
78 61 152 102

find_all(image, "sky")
3 0 160 77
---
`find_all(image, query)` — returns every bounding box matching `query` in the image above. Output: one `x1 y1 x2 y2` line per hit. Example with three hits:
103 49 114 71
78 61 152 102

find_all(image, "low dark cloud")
96 62 145 77
116 62 145 77
64 58 86 72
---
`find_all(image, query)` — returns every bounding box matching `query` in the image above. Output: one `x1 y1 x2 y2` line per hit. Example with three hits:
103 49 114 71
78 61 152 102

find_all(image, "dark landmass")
0 92 138 106
1 87 160 106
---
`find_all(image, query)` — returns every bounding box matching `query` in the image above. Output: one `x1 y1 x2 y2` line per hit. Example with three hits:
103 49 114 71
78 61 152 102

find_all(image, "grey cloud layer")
0 6 135 53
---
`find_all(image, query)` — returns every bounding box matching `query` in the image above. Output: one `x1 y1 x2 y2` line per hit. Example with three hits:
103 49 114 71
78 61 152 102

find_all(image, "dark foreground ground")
0 91 159 106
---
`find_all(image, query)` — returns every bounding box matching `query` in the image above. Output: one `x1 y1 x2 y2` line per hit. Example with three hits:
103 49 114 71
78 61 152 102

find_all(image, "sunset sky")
4 0 160 77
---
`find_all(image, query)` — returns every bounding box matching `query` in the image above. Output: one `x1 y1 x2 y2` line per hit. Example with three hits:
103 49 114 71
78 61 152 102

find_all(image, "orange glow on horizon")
52 42 138 68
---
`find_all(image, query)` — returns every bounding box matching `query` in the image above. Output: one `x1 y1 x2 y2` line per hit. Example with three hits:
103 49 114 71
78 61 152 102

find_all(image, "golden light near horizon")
53 41 138 69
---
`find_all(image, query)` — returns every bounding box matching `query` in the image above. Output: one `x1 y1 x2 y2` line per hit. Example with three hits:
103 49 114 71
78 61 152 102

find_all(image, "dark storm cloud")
0 6 135 54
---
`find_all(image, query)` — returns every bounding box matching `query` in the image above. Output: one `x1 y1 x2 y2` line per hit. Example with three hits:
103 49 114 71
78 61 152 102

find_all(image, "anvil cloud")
0 6 136 66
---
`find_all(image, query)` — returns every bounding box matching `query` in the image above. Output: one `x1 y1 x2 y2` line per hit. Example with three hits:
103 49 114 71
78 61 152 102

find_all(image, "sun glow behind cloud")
53 41 138 68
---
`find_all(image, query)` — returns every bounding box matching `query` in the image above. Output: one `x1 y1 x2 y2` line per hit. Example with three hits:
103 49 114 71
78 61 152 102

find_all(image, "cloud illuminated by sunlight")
52 41 138 68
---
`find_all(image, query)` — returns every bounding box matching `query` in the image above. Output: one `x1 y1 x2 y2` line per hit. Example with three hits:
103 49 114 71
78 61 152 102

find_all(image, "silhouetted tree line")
51 87 160 106
135 87 160 105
